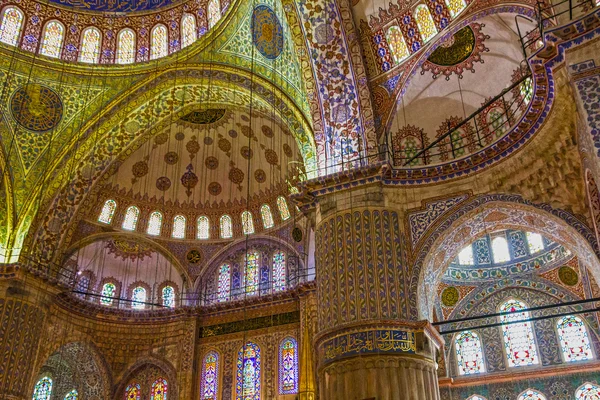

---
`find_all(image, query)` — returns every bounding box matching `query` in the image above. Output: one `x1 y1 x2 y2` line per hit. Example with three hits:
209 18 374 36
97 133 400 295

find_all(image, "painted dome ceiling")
41 0 185 13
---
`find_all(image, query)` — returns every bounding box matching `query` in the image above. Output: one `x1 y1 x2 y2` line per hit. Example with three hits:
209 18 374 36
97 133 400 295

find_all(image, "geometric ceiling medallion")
441 286 460 307
10 84 63 132
251 5 284 60
558 266 579 286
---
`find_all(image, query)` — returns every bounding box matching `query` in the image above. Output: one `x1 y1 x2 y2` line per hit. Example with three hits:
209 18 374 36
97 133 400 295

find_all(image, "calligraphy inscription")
322 329 416 364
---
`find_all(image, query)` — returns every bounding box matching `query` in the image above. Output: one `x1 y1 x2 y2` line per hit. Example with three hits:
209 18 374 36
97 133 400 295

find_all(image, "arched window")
150 378 167 400
172 215 186 239
279 337 298 394
125 383 141 400
122 206 140 231
220 215 233 239
526 232 544 254
131 286 146 309
242 211 255 235
245 251 259 296
517 389 547 400
576 383 600 399
218 264 231 302
197 216 210 239
162 286 175 308
466 396 487 400
277 196 290 220
79 27 101 63
207 0 221 29
455 331 485 375
499 299 539 367
201 351 219 399
521 77 534 104
33 376 53 400
260 204 274 229
0 7 24 46
116 28 136 64
40 20 64 58
273 251 286 292
236 342 261 400
150 24 168 60
64 389 78 400
100 282 116 306
414 4 437 43
386 25 410 64
458 245 474 265
147 211 163 236
181 13 196 48
557 315 592 362
491 236 510 263
98 199 116 224
445 0 467 18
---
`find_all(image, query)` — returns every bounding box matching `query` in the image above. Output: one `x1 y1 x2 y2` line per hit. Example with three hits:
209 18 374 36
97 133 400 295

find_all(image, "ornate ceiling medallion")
106 239 153 261
251 5 284 60
180 108 227 125
10 84 63 132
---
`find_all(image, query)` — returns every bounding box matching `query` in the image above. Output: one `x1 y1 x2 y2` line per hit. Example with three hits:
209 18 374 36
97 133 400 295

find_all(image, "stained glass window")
98 199 117 224
150 378 167 400
100 282 116 306
273 251 286 292
197 216 210 239
277 196 290 220
279 338 298 394
0 7 24 46
181 14 196 48
261 204 274 229
236 342 261 400
116 29 136 64
150 24 168 60
245 252 259 296
147 211 163 236
455 331 485 375
201 351 219 399
64 389 78 400
125 383 141 400
517 389 547 400
122 206 140 231
131 286 146 309
162 286 175 308
220 215 233 239
557 315 593 362
79 27 101 63
172 215 186 239
458 245 474 265
242 211 255 235
467 396 487 400
40 20 64 58
499 299 539 367
218 264 231 302
33 376 52 400
491 236 510 263
576 383 600 399
445 0 467 18
386 25 410 64
521 77 533 104
526 232 544 254
414 4 437 43
207 0 221 29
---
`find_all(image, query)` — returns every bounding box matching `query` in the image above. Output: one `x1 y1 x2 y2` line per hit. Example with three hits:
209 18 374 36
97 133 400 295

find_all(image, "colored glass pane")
261 204 274 229
101 283 116 306
245 252 259 296
147 211 163 236
526 232 544 254
197 216 210 239
33 376 52 400
236 342 261 400
576 383 600 399
162 286 175 308
499 299 539 367
40 21 64 58
414 4 437 43
557 315 592 362
64 389 78 400
521 77 533 104
117 29 136 64
202 351 219 399
242 211 255 235
455 331 485 375
218 264 231 302
0 7 24 46
279 338 298 394
277 196 290 220
172 215 186 239
150 378 168 400
79 27 101 63
467 396 486 400
132 286 146 309
208 0 221 29
151 24 168 60
181 14 196 48
445 0 467 18
458 245 474 265
98 199 116 224
125 383 141 400
386 25 410 64
491 236 510 263
122 206 140 231
517 389 546 400
220 215 233 238
273 251 286 292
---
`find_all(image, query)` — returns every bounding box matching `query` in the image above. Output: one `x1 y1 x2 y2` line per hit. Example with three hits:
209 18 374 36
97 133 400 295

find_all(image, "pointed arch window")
236 342 261 400
445 0 467 18
557 315 592 362
98 199 117 224
499 299 539 367
242 211 255 235
162 286 175 308
386 25 410 64
491 236 510 263
122 206 140 231
116 28 136 64
147 211 163 236
181 13 196 48
33 376 53 400
207 0 221 29
150 378 167 400
172 215 186 239
245 251 259 296
150 24 168 60
197 216 210 239
277 196 290 220
273 251 286 292
100 282 116 306
517 389 546 400
125 383 141 400
64 390 78 400
79 27 101 63
0 7 24 46
526 232 544 254
261 204 274 229
279 337 298 394
576 383 600 399
201 351 219 399
131 286 146 309
458 245 474 265
218 264 231 302
467 396 487 400
414 4 437 43
220 215 232 239
455 331 485 375
40 20 64 58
